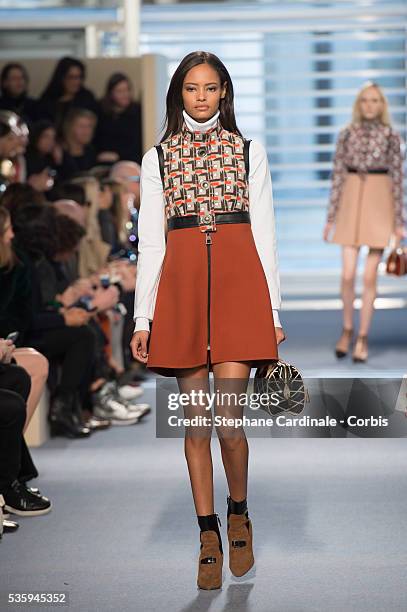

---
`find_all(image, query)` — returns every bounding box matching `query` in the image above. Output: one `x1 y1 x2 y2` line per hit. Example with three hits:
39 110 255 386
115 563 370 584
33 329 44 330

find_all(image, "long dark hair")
27 120 55 153
0 63 29 94
40 57 86 101
0 206 15 269
161 51 242 142
12 204 59 260
100 73 133 114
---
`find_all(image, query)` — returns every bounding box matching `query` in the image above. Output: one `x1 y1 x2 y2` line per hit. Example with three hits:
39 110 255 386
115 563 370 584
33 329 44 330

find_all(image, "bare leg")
212 361 251 502
359 248 383 335
175 364 213 516
12 348 49 432
341 245 359 329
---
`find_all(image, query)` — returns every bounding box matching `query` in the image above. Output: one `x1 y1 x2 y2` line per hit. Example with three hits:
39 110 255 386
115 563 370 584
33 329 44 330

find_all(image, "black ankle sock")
227 495 248 517
197 513 223 554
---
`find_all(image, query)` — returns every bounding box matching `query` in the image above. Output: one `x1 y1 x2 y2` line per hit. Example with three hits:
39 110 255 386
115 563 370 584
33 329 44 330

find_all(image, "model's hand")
394 225 406 245
275 327 286 345
323 222 334 242
131 331 149 363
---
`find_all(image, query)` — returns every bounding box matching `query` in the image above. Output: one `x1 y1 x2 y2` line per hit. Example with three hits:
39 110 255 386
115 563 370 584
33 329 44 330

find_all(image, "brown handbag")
386 246 407 276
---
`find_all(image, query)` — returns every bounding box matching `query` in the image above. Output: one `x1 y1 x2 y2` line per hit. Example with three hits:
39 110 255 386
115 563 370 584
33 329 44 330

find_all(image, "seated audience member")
69 175 110 277
0 339 51 519
95 73 142 164
0 183 46 223
57 109 97 181
97 179 125 256
109 160 141 257
0 111 29 184
0 111 21 190
12 204 144 430
0 206 33 344
50 180 87 206
109 160 141 210
37 57 98 131
0 206 51 431
0 63 38 125
11 204 95 438
25 120 61 193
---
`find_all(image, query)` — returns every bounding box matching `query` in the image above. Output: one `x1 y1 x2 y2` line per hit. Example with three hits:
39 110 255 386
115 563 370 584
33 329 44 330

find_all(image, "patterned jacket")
159 120 249 233
327 120 405 226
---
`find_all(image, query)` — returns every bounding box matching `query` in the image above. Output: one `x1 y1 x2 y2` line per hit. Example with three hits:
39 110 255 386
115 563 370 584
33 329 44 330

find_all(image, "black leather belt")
167 211 251 231
346 166 388 174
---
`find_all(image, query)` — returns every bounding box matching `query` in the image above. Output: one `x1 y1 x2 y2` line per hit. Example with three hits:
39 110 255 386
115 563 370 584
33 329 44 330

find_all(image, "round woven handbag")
253 360 309 416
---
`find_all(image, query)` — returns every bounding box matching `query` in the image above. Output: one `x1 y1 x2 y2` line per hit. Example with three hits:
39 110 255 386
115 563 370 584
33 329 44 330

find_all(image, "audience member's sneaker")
84 416 112 431
125 403 151 419
117 384 144 401
3 519 19 533
93 396 139 426
2 480 52 517
18 482 41 497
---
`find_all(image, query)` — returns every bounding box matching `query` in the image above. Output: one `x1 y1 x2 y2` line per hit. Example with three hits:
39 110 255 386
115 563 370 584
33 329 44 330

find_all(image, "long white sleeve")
133 147 166 332
249 140 282 320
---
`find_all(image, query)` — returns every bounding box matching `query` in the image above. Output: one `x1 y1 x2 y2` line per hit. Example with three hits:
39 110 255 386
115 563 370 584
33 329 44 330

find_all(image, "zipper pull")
205 233 212 245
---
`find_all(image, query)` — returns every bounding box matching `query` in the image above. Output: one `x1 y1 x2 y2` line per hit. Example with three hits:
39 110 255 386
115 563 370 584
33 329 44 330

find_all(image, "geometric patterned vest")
158 119 250 233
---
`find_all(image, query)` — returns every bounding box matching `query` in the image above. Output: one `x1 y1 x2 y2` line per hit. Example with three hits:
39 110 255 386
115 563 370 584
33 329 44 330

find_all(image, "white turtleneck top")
133 109 282 333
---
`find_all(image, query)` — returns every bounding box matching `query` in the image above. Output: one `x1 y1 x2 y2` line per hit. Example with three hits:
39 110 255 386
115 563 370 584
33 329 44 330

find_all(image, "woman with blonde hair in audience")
69 175 111 277
57 108 97 181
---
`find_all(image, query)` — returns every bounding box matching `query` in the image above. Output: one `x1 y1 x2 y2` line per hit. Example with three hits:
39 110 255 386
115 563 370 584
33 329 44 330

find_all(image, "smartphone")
6 331 19 343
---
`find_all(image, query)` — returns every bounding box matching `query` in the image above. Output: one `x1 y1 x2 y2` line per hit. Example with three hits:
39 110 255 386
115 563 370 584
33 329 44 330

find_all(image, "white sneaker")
125 403 151 419
94 397 139 426
118 384 144 400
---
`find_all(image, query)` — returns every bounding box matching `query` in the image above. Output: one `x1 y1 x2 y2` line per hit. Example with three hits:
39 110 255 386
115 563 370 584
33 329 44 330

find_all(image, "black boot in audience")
48 390 91 438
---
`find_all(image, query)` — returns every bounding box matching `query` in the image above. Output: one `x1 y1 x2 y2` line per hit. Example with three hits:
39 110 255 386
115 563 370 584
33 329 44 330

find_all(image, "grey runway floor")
1 309 407 612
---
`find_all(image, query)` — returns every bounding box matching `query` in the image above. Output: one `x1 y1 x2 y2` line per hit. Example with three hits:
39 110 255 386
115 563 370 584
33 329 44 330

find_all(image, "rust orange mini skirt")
146 221 278 377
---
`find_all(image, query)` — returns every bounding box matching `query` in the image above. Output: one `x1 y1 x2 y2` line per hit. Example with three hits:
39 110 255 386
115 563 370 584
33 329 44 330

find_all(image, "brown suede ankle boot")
197 530 223 590
227 496 254 577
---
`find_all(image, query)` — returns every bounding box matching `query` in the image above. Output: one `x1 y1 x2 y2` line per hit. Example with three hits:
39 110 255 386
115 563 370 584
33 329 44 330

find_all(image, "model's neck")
183 109 220 132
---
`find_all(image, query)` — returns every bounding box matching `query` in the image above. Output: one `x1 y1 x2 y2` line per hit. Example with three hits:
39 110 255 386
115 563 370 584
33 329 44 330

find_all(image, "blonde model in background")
323 82 405 363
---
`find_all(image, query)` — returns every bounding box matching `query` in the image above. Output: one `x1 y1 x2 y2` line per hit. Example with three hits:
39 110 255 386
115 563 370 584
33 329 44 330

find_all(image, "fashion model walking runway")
324 81 405 363
131 51 285 590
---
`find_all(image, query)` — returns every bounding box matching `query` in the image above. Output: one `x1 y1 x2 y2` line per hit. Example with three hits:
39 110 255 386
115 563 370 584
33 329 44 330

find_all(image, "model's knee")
341 273 355 286
217 432 246 453
184 434 211 453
